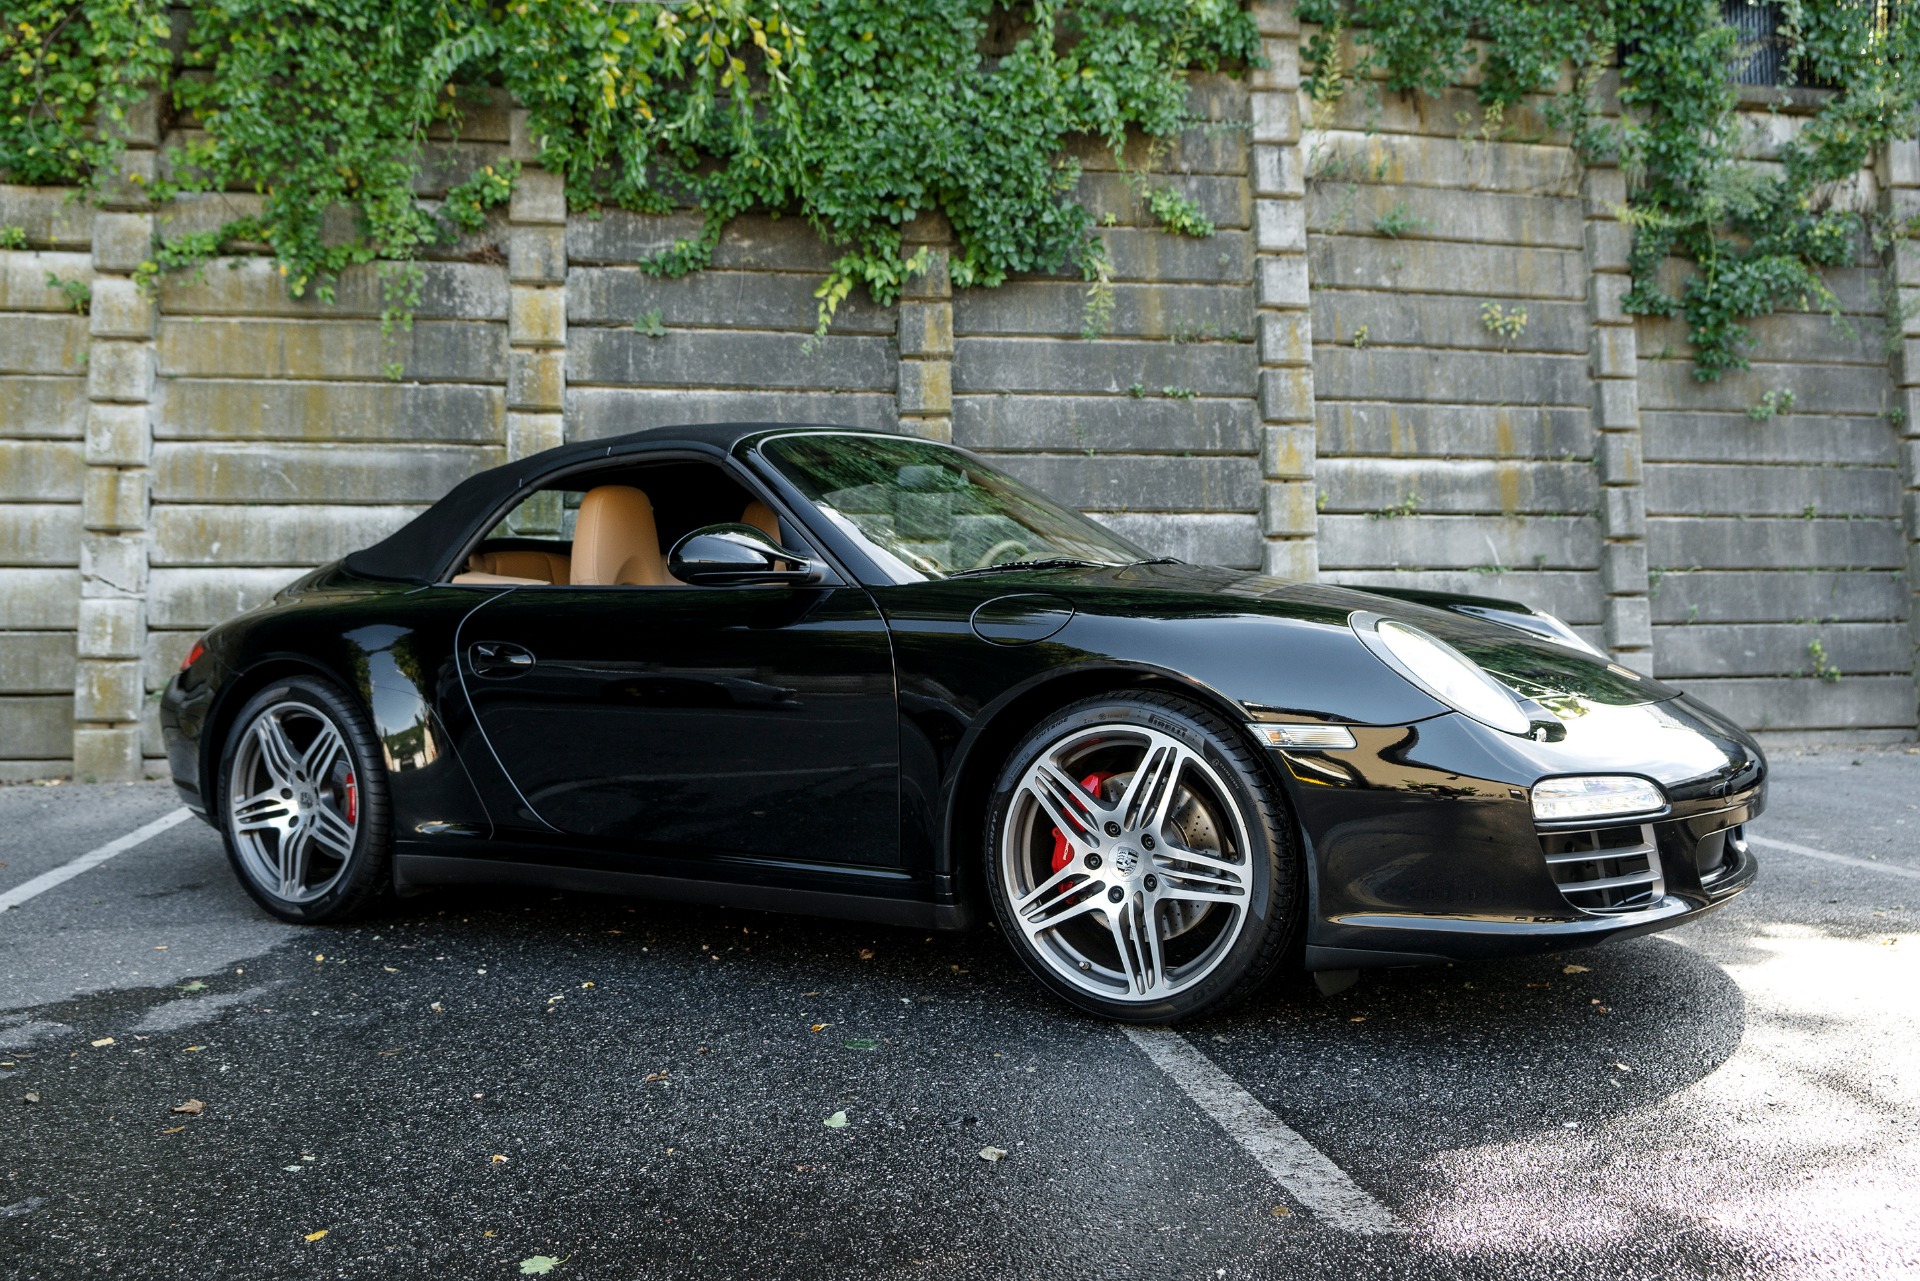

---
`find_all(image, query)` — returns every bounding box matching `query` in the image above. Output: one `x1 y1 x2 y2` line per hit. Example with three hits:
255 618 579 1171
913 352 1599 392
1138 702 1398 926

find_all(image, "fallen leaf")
304 1230 327 1242
23 1092 39 1104
170 1099 205 1115
1563 964 1590 974
1348 1016 1366 1023
809 1023 830 1033
483 1230 496 1237
822 1110 849 1128
491 1154 508 1164
858 949 875 960
184 1046 205 1052
978 1145 1007 1162
283 1164 304 1172
519 1257 563 1276
383 966 399 973
430 1002 444 1012
1271 1205 1292 1218
161 1125 186 1135
90 1037 114 1047
313 954 324 963
843 1038 879 1050
641 1071 668 1084
1613 1062 1634 1073
152 945 167 951
175 980 207 993
378 1048 403 1056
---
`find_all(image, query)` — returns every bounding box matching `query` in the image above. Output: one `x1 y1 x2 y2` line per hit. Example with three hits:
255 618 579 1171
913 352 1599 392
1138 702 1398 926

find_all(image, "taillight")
181 639 207 672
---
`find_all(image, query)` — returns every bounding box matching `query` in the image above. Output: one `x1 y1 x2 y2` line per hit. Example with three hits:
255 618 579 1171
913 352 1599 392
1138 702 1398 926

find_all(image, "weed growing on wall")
1299 0 1920 380
1 0 1256 332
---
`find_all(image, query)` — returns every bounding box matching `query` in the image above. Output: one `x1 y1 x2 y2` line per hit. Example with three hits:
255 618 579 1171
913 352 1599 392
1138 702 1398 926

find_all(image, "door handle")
469 641 536 676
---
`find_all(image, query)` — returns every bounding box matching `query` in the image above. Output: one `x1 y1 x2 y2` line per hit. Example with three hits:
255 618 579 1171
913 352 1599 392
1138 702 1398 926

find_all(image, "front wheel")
985 692 1302 1023
217 675 392 923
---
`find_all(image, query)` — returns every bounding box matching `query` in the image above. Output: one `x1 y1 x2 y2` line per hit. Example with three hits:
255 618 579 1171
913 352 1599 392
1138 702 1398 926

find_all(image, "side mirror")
668 523 824 586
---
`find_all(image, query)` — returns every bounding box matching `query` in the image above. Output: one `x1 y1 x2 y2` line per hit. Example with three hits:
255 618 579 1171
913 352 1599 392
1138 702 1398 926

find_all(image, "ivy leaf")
519 1256 564 1275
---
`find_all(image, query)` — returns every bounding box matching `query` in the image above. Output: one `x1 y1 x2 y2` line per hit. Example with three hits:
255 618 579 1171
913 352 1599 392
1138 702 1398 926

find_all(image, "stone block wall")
2 4 1917 779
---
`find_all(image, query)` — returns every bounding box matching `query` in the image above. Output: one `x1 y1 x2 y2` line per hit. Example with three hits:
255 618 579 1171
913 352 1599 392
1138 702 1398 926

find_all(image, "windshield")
760 433 1148 583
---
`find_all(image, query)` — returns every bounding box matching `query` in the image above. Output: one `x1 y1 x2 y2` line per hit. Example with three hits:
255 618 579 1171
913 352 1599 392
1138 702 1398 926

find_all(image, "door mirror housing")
669 523 824 586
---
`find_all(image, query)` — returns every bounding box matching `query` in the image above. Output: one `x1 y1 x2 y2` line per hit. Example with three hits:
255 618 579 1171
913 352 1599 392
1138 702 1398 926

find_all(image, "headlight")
1358 616 1531 735
1531 775 1665 822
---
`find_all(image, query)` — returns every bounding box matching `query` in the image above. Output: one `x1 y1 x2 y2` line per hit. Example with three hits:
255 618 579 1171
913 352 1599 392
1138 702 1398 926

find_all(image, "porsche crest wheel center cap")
1112 847 1139 875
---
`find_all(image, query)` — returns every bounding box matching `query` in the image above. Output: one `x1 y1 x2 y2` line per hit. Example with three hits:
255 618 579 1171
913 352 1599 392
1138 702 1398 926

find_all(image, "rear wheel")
985 692 1301 1023
217 675 391 923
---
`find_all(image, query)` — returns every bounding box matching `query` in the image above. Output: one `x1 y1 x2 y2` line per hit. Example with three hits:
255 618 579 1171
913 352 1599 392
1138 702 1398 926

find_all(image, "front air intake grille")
1539 823 1664 914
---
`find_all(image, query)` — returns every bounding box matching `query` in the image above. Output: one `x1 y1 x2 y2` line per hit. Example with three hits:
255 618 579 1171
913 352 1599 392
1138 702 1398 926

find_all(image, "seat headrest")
573 485 670 586
741 499 780 541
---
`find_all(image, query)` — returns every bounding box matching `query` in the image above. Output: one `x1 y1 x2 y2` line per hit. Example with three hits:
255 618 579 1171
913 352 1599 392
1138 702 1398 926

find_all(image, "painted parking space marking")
1749 833 1920 883
0 808 192 913
1123 1025 1402 1235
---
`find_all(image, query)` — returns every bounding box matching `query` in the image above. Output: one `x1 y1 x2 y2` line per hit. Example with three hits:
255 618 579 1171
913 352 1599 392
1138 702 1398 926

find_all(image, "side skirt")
393 853 972 931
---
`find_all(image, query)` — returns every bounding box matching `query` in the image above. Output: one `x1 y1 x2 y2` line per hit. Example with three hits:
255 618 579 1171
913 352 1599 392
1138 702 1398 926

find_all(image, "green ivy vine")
3 0 1256 333
1300 0 1920 378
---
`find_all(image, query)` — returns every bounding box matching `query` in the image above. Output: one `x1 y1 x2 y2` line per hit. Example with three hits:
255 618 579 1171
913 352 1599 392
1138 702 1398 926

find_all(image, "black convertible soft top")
341 421 875 583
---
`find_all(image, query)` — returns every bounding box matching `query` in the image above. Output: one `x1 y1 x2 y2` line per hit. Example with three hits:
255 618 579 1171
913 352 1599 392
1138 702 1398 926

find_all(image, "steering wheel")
970 538 1032 571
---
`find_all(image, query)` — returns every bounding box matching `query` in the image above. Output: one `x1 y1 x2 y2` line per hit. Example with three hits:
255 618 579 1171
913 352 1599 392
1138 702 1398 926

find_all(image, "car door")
455 580 899 867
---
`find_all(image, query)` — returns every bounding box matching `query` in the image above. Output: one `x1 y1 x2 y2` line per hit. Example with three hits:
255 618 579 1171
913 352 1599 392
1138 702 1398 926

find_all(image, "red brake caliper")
343 771 357 825
1050 772 1114 875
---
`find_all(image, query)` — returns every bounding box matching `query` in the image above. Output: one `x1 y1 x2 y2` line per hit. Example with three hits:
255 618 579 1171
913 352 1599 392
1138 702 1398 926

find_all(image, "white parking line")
0 808 192 913
1749 833 1920 883
1123 1025 1402 1235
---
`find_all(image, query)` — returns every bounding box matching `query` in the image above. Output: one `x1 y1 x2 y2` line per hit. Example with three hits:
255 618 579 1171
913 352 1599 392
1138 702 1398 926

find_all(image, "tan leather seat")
451 570 545 586
465 548 571 583
741 499 780 541
573 485 676 586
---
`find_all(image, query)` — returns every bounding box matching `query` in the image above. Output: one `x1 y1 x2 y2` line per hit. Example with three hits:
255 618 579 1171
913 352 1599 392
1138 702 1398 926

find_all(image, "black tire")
985 690 1301 1023
215 675 392 924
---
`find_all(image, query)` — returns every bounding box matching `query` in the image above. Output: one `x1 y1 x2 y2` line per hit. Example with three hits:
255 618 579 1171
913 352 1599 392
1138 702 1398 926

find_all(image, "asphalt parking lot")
3 749 1918 1280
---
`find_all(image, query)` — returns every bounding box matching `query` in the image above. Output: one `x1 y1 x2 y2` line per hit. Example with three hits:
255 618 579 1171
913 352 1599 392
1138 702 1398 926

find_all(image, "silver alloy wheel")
227 702 359 904
1000 723 1253 1002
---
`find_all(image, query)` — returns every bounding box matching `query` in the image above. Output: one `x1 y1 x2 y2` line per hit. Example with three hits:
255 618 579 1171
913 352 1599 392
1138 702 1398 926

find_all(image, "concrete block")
1251 1 1300 36
1068 125 1249 180
1597 433 1640 485
1309 237 1586 300
1888 139 1920 189
1642 410 1900 466
1262 424 1316 481
1583 221 1632 270
151 504 418 567
158 379 504 445
953 337 1253 398
901 250 952 302
953 281 1252 342
0 568 81 628
1256 257 1309 310
508 170 567 225
955 393 1255 455
1262 479 1317 535
91 213 153 274
158 258 508 321
1637 360 1890 419
571 266 894 335
898 360 952 415
509 226 567 285
1603 487 1646 538
156 317 507 383
1250 90 1299 144
1581 166 1629 211
1591 325 1636 378
1605 595 1653 652
0 374 89 440
78 597 144 659
1255 200 1306 254
1090 512 1261 569
151 442 499 506
1318 513 1600 572
1664 674 1917 734
1262 536 1318 581
1312 293 1588 355
86 403 150 466
0 439 84 500
567 387 898 437
72 724 141 781
1077 172 1251 231
74 658 143 722
507 412 566 462
509 349 567 412
1328 568 1601 624
1654 621 1912 680
1306 184 1585 250
1602 541 1649 594
0 633 76 695
508 110 545 163
1100 229 1252 285
1318 457 1597 516
1317 402 1593 461
83 469 147 532
144 630 198 689
0 314 89 376
1314 348 1590 408
1595 378 1639 430
0 253 93 312
1258 311 1313 367
0 186 95 249
509 286 566 348
1252 143 1305 199
571 328 896 393
992 453 1259 513
147 567 304 629
1310 130 1580 195
1258 367 1315 423
1 696 75 760
87 340 152 402
1251 38 1300 92
87 278 154 340
1649 516 1904 570
0 505 81 566
1648 570 1904 625
1646 463 1900 519
80 534 145 597
898 303 954 358
1590 273 1632 326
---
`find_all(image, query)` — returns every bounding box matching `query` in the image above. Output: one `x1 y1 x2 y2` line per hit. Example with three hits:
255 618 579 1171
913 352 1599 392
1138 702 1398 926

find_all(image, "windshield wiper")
948 557 1114 579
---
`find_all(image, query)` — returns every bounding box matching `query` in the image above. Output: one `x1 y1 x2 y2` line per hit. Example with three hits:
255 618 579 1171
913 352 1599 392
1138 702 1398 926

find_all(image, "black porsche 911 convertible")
161 422 1763 1021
